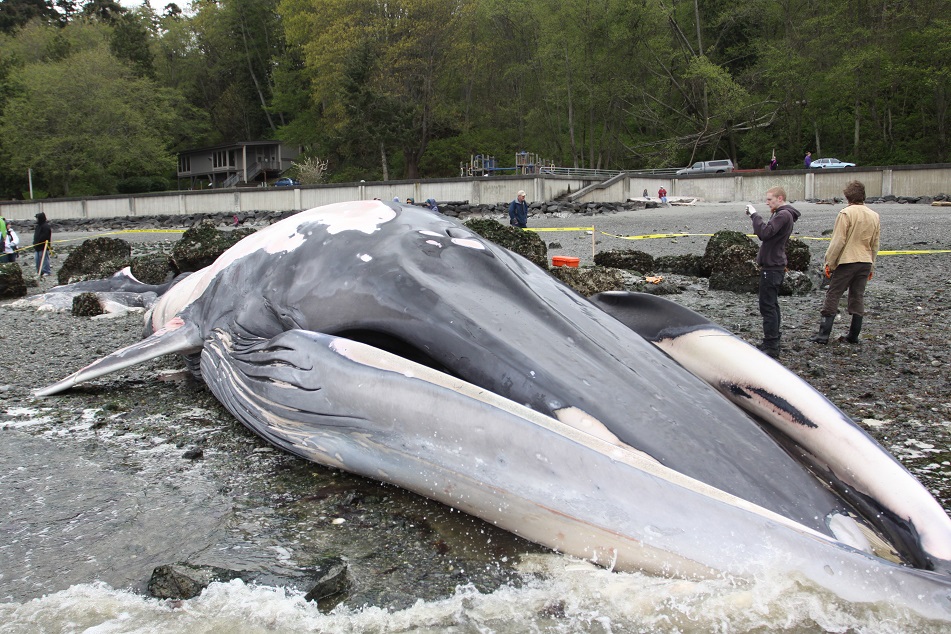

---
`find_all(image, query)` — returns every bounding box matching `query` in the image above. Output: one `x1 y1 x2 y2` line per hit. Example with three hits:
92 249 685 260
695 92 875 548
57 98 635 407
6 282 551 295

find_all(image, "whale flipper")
35 317 203 397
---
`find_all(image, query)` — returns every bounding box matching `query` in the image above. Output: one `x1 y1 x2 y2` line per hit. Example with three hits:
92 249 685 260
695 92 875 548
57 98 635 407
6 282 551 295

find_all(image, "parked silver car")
676 159 735 175
811 158 855 169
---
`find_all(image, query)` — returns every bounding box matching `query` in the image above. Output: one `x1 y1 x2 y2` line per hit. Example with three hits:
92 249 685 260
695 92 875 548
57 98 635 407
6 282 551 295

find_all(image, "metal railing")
221 161 264 188
537 166 623 179
538 166 682 179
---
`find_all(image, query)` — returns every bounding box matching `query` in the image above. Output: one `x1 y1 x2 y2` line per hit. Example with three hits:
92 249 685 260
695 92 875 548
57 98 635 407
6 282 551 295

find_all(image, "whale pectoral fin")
35 317 203 397
588 291 716 341
199 328 371 454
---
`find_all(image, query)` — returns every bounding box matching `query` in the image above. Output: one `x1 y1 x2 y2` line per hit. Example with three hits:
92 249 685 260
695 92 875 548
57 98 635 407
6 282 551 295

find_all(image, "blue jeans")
35 250 51 276
758 269 785 350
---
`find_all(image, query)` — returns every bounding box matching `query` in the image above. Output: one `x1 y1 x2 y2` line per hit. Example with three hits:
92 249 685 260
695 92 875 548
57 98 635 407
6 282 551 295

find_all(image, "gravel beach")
2 199 950 610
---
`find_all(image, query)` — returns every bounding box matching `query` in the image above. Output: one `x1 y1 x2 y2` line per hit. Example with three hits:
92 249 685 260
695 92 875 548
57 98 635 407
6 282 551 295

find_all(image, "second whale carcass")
38 200 951 620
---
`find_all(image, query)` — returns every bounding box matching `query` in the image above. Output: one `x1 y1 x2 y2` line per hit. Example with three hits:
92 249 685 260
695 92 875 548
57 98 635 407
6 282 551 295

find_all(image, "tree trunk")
239 16 277 134
564 45 578 168
853 98 861 156
693 0 704 55
589 89 595 169
404 149 420 179
380 141 389 182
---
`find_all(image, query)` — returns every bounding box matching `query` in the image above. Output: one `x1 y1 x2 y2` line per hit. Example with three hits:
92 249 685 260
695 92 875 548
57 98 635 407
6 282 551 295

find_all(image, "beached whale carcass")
37 200 951 621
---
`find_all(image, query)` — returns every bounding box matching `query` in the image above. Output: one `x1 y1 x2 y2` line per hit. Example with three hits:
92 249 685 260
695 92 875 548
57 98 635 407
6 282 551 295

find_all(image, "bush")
117 176 170 194
117 176 154 194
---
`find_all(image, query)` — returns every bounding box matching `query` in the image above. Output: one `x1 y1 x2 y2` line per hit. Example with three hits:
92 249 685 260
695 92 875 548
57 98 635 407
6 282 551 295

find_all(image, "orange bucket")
552 256 580 268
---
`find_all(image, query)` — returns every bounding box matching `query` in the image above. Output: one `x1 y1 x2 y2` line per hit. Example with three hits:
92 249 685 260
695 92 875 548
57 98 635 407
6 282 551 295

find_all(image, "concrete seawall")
3 164 948 222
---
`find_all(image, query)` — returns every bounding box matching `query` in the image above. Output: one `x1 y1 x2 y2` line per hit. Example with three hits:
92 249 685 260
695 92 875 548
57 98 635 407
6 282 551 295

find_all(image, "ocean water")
2 403 950 632
5 206 951 631
1 558 947 633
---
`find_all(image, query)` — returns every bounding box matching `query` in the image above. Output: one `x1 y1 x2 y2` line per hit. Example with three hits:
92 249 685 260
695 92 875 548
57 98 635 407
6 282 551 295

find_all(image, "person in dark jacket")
745 187 800 358
33 212 52 277
508 190 528 228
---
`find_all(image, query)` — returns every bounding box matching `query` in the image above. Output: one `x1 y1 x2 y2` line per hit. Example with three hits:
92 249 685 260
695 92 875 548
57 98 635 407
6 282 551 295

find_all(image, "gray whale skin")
37 200 951 621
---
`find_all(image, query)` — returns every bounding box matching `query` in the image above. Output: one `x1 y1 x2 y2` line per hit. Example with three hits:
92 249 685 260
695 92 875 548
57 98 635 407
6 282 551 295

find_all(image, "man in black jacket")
746 187 800 359
33 212 52 277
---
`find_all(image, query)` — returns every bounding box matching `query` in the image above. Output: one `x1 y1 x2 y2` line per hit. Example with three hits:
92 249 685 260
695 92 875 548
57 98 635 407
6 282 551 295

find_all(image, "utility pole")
28 168 33 199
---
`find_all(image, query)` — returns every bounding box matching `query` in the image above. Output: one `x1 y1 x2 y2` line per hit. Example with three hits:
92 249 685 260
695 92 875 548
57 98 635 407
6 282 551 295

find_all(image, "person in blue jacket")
508 190 528 228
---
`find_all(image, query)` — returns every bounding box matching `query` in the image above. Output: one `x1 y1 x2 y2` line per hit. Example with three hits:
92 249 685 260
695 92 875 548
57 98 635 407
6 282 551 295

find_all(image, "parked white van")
676 159 735 175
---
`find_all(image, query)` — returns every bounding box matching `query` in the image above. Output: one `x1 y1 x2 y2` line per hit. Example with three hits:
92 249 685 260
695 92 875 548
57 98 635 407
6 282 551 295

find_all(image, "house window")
178 155 191 173
213 150 228 168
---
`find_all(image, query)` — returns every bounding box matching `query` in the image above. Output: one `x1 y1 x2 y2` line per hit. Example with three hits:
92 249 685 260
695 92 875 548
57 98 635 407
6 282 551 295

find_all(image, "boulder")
0 262 27 299
131 253 176 285
654 254 704 277
302 556 351 606
549 266 626 296
786 238 810 272
148 563 242 600
463 218 548 268
701 230 757 277
629 276 683 296
56 237 131 285
781 270 813 296
172 221 256 272
148 558 350 609
708 245 759 293
593 249 654 273
71 292 105 317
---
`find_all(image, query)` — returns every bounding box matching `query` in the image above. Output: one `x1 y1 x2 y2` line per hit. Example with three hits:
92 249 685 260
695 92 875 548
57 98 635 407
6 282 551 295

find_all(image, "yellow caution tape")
98 229 186 235
525 227 595 233
599 231 714 241
878 249 951 256
13 228 186 252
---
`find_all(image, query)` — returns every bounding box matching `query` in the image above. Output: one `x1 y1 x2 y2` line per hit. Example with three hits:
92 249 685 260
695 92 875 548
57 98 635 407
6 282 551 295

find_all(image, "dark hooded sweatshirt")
33 212 52 253
751 204 800 271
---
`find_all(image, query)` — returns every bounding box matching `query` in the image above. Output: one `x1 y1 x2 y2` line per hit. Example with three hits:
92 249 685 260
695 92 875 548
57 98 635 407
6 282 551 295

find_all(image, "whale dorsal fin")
35 318 203 397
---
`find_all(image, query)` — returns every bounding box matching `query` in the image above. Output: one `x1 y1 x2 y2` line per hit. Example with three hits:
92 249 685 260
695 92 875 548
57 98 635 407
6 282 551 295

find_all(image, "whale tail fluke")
35 318 203 397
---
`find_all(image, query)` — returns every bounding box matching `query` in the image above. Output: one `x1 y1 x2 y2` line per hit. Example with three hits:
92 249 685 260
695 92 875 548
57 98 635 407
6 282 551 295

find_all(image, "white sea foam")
0 556 944 633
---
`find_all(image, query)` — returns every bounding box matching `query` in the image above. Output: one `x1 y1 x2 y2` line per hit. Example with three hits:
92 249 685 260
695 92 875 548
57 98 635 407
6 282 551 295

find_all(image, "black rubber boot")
840 315 863 344
809 315 835 344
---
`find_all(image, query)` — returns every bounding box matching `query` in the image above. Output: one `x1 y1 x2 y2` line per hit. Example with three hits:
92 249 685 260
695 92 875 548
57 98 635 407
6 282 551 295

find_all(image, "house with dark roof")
176 141 301 189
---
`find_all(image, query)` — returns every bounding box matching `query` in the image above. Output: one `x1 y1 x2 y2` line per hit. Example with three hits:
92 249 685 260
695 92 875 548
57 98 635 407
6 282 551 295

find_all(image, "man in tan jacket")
810 180 881 344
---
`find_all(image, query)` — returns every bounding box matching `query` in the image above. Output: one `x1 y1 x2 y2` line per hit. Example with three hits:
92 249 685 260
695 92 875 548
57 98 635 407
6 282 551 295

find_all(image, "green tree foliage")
0 34 190 196
0 0 59 33
280 0 465 179
80 0 123 23
182 0 287 142
110 9 155 77
1 0 950 198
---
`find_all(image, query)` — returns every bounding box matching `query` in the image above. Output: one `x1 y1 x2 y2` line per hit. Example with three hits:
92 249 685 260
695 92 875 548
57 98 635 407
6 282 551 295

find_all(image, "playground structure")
461 151 555 177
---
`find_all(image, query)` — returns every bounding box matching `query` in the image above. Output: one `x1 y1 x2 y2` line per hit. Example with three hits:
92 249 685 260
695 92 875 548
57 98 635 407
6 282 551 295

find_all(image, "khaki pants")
821 262 872 317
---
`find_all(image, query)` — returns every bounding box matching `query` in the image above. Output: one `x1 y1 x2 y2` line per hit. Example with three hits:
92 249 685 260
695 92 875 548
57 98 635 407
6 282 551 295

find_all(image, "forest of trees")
0 0 948 198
